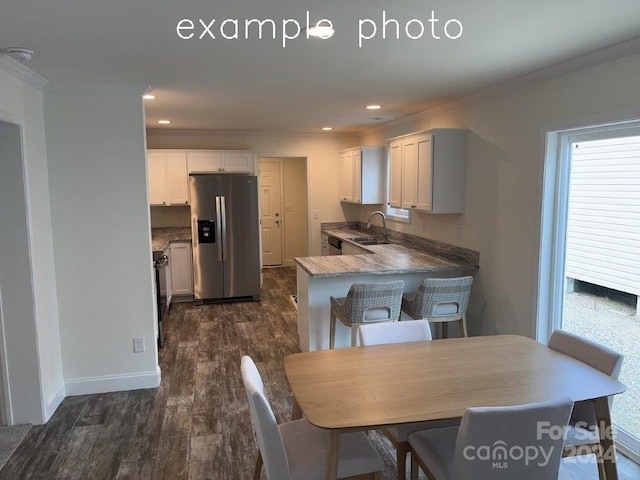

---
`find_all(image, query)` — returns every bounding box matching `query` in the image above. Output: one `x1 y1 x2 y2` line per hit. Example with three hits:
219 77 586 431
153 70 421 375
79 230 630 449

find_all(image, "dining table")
284 334 626 480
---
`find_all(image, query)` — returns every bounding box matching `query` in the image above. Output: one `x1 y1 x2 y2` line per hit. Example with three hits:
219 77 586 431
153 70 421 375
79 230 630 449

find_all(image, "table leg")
291 398 303 420
325 430 340 480
594 396 617 480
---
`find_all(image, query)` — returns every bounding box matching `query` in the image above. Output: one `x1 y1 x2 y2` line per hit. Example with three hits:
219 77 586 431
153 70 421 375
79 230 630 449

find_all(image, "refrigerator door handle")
220 195 227 262
215 196 223 261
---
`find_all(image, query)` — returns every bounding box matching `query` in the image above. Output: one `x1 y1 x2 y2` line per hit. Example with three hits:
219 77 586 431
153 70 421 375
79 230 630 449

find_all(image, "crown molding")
367 35 640 136
146 127 359 139
0 53 48 90
45 81 150 95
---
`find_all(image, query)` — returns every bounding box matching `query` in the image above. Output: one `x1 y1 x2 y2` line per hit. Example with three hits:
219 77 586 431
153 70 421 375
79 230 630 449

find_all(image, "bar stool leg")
442 322 448 339
460 314 468 337
351 324 358 347
330 312 336 349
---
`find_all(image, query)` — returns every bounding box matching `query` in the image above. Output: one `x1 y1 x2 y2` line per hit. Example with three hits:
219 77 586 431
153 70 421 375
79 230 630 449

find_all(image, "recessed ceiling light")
322 127 333 131
143 94 155 100
366 105 382 110
157 120 171 125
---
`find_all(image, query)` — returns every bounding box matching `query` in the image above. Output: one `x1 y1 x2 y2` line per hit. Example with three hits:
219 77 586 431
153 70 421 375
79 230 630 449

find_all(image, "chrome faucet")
366 211 388 241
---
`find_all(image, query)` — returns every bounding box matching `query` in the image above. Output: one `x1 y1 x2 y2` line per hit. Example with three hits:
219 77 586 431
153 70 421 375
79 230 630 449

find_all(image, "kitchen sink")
349 236 390 245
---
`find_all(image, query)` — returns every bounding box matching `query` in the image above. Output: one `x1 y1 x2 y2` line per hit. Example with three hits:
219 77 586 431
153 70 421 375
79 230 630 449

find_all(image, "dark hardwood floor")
2 266 639 479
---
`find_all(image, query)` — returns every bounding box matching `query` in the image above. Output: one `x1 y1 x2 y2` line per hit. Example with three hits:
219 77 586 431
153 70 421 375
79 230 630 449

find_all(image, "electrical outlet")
133 336 145 353
312 210 319 219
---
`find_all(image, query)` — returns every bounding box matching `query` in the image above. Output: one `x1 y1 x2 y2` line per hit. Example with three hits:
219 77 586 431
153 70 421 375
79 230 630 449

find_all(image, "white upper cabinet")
339 150 354 202
339 146 386 204
166 152 189 205
388 140 403 208
147 150 189 206
147 151 167 206
387 129 467 214
187 150 253 173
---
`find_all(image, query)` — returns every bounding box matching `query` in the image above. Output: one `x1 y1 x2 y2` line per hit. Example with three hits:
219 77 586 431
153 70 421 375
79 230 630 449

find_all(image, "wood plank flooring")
1 266 639 479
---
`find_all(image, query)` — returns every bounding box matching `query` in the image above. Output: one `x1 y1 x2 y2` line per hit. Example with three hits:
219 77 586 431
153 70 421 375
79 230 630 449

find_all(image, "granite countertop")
296 226 479 278
152 227 192 253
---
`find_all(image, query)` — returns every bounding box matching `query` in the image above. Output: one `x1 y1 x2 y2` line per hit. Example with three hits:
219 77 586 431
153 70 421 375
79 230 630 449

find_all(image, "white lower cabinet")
321 232 330 256
170 242 194 296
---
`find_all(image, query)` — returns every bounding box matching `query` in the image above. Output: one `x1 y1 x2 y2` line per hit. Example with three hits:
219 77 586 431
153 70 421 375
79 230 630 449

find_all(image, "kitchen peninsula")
295 223 479 351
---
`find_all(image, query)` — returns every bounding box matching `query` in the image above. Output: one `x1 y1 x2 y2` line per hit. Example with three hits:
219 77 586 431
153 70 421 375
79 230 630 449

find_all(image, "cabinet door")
147 151 167 206
388 140 403 208
170 243 194 295
166 152 189 205
401 137 419 210
416 134 434 211
187 151 222 173
221 151 253 172
352 149 362 204
321 233 330 256
339 151 353 202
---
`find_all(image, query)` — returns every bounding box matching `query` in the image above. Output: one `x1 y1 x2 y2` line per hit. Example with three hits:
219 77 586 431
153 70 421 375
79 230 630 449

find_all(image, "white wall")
146 132 359 255
357 52 640 338
0 63 64 424
44 87 159 393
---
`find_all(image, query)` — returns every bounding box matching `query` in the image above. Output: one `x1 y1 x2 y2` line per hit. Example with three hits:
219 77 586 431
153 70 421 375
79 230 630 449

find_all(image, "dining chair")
330 280 404 348
358 318 432 346
359 319 457 480
401 276 473 339
240 355 384 480
548 329 624 480
408 397 574 480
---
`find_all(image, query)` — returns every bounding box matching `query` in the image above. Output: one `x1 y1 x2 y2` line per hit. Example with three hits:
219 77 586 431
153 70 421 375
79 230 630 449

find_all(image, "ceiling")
1 0 639 133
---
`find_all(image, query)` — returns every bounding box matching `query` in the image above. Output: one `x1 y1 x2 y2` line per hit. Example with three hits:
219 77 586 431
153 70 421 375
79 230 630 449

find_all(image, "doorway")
259 157 308 267
538 121 640 463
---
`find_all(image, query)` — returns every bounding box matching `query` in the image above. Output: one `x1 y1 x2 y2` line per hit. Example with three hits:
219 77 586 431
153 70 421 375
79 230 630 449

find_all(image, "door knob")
275 213 280 217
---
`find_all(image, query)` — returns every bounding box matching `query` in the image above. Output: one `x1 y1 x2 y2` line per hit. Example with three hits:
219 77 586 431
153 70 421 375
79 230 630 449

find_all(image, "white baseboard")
65 365 161 396
43 383 66 422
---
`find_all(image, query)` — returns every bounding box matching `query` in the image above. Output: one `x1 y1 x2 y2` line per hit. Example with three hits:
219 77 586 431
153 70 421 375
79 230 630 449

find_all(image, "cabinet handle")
185 201 188 204
218 168 223 172
163 201 167 205
411 205 417 208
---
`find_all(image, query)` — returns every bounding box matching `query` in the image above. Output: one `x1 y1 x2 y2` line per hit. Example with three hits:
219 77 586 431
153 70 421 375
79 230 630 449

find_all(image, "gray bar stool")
329 281 404 348
401 276 473 338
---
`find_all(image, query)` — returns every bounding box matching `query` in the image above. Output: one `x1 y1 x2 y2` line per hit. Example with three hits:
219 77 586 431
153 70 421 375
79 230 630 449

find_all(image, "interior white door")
259 160 283 266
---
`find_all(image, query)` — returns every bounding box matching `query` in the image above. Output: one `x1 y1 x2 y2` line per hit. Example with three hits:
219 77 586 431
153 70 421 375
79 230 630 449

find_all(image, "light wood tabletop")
284 335 626 480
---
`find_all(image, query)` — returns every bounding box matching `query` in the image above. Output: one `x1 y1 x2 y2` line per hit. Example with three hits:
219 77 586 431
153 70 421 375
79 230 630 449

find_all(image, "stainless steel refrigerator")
190 174 261 302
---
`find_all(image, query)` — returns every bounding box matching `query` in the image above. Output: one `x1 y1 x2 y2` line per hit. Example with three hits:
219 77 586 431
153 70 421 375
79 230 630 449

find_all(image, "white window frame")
385 204 410 223
538 119 640 464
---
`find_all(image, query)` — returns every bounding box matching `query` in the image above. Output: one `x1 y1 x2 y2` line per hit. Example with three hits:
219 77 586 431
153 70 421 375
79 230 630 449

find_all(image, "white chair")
330 280 404 348
358 319 456 480
240 355 384 480
401 276 473 338
408 398 574 480
548 329 624 480
358 318 433 346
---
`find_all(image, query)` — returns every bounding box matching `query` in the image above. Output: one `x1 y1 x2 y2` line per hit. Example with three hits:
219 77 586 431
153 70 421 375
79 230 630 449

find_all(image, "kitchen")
0 0 639 478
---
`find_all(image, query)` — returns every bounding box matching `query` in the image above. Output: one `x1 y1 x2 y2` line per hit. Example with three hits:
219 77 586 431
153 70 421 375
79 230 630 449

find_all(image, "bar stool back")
329 280 404 348
401 276 473 338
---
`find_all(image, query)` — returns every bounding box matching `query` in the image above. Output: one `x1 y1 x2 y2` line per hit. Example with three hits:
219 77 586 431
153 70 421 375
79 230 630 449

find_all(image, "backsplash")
150 206 191 228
